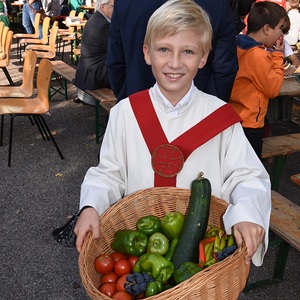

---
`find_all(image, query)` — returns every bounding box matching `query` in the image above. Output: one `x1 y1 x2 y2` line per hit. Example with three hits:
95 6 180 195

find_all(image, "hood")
237 34 262 50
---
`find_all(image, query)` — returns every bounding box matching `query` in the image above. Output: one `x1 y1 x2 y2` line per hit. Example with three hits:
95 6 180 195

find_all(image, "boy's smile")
143 30 208 106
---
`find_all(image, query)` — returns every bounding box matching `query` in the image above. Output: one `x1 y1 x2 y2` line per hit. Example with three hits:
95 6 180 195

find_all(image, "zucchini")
171 172 211 269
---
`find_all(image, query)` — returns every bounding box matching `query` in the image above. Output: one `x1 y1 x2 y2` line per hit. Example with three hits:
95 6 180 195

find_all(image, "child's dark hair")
247 1 287 34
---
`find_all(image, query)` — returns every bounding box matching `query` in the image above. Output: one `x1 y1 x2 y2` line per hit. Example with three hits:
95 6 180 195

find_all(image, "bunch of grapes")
124 272 154 296
216 245 238 261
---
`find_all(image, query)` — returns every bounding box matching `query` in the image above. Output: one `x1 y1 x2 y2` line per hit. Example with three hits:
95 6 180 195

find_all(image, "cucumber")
171 172 211 269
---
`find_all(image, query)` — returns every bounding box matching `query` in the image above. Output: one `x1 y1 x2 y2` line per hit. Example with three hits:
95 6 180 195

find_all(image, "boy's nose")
168 53 182 68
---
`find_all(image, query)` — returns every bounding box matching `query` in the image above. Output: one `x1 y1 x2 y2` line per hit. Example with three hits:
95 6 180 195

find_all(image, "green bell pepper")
145 280 163 297
110 229 148 256
164 238 179 261
147 232 169 255
173 262 203 285
136 215 163 236
161 211 185 240
133 253 175 282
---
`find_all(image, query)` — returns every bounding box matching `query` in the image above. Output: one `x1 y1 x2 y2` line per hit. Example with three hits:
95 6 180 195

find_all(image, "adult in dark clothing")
106 0 238 102
74 0 113 95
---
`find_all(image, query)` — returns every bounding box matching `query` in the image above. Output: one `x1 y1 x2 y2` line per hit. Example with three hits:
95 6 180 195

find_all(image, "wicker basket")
79 187 250 300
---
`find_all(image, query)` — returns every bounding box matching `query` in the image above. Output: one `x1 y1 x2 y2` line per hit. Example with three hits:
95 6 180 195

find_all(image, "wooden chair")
24 23 59 60
0 50 37 97
0 30 14 86
0 59 64 167
18 17 51 63
13 12 41 60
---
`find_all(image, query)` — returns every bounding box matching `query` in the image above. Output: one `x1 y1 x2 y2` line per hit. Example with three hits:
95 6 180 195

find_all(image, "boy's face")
264 18 285 48
143 30 208 106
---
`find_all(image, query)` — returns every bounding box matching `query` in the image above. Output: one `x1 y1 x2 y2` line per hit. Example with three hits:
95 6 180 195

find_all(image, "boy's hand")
273 37 285 52
233 221 265 265
74 207 100 252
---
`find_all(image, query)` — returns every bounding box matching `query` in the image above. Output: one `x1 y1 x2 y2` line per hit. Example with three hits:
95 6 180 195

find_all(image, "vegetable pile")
94 173 238 299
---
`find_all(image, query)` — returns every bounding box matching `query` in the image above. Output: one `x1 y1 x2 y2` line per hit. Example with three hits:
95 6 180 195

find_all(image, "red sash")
129 90 241 187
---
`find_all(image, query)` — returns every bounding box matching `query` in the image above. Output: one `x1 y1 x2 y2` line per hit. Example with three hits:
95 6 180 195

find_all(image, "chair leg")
38 115 64 160
8 115 15 167
1 67 15 86
32 115 48 141
0 115 3 146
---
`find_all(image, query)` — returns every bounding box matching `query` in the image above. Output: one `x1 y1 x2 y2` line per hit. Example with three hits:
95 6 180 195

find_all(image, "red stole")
129 90 241 187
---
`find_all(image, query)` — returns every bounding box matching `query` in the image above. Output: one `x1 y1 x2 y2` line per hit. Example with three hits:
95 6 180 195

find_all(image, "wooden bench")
245 190 300 292
290 173 300 186
50 60 116 143
85 88 116 143
51 60 76 100
262 133 300 191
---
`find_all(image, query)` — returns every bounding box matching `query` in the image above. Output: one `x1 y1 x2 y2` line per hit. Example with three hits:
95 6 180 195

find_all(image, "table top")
11 1 23 6
63 20 87 28
262 133 300 159
78 5 95 11
279 77 300 97
290 173 300 186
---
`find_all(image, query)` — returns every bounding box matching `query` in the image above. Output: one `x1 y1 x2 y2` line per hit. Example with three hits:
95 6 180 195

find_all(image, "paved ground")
0 38 299 300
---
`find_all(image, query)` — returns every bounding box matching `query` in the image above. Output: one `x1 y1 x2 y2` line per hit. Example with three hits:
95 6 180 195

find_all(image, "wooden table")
290 173 300 186
262 133 300 191
278 77 300 97
78 4 95 13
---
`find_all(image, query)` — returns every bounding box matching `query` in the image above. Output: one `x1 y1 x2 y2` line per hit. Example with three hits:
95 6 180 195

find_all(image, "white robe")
80 85 271 266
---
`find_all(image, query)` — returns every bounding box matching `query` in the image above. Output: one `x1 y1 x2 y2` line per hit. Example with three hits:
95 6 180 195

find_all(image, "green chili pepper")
161 211 185 240
164 238 179 261
133 253 175 282
147 232 169 255
173 262 203 285
110 229 148 256
145 281 163 297
136 215 163 236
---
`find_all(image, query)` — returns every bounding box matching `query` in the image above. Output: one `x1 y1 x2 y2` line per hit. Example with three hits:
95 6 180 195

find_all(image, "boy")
229 2 287 157
75 0 271 267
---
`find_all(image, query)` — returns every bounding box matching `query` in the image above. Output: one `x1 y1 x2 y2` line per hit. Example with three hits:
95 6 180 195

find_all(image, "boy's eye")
159 47 168 52
184 49 194 54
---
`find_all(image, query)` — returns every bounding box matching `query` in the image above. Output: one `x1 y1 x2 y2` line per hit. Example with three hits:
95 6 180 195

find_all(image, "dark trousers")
243 127 264 159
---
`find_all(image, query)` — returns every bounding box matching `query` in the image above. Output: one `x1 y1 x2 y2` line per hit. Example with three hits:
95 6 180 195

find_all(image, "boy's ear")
263 24 271 35
143 45 151 66
198 52 209 69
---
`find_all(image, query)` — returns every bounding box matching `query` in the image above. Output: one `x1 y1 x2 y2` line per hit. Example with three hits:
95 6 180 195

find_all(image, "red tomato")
100 272 118 284
112 291 133 300
114 259 131 277
116 273 131 292
127 256 139 271
94 254 115 275
99 282 117 297
110 252 127 262
136 292 145 299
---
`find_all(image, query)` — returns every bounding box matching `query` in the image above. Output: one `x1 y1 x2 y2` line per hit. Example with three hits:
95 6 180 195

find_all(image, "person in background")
70 0 84 13
229 2 288 158
41 0 61 17
75 0 271 268
106 0 238 103
74 0 113 105
22 0 42 38
285 0 300 47
0 0 9 27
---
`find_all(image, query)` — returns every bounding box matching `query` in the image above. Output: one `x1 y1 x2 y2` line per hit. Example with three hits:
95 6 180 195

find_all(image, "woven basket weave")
79 187 250 300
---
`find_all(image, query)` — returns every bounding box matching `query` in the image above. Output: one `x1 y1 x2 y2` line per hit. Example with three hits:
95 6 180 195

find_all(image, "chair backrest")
21 50 37 97
36 59 53 113
41 17 51 44
78 12 85 19
33 13 41 38
69 10 76 17
2 30 13 66
48 24 59 54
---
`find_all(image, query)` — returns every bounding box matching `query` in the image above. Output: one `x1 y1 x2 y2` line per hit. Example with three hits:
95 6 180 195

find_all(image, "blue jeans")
22 2 42 38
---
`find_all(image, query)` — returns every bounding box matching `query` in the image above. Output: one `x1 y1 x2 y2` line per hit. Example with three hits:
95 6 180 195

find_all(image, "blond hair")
144 0 212 56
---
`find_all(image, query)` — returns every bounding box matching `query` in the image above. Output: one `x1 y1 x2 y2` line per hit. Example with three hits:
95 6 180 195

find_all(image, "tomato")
110 251 127 262
99 282 117 297
100 272 118 284
114 259 132 277
127 256 139 271
116 273 131 292
94 254 115 275
136 292 145 299
112 291 133 300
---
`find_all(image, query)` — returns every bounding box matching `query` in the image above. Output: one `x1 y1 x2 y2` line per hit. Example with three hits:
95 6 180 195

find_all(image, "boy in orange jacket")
229 1 288 157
